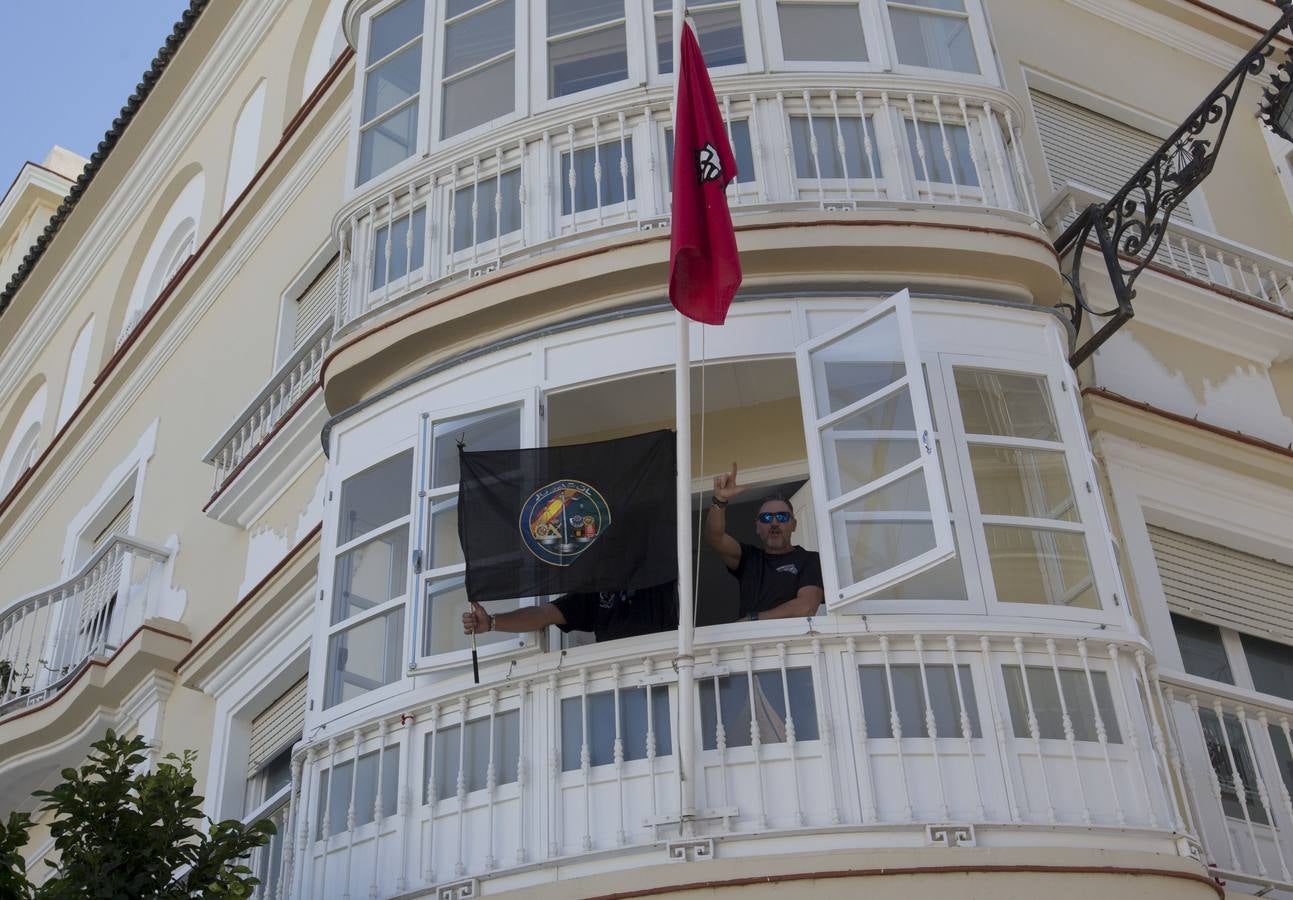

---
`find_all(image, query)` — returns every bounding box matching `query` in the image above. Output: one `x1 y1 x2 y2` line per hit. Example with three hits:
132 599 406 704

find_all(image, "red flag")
668 21 742 325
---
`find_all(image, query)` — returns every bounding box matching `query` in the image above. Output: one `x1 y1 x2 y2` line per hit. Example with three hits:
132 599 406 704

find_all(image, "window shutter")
1149 526 1293 642
247 677 307 776
1030 91 1194 226
92 500 132 552
292 257 337 352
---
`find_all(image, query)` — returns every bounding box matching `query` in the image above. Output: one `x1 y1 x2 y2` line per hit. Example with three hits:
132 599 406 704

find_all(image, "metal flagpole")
672 0 698 834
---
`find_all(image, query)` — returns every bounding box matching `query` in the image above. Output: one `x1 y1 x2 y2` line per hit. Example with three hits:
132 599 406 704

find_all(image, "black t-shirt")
728 543 823 618
551 582 678 642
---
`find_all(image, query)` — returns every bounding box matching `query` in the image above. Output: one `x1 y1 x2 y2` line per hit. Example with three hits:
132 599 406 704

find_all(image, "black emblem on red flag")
695 142 723 184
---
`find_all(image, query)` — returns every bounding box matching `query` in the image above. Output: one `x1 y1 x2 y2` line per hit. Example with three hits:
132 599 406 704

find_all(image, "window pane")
1198 708 1268 822
444 0 513 75
428 500 463 569
875 523 968 601
1171 614 1234 684
833 516 935 587
371 207 427 289
560 687 671 770
825 438 920 498
1241 633 1293 701
905 119 978 185
790 116 879 179
548 0 623 34
318 757 353 837
812 313 904 417
954 369 1059 441
1270 720 1293 801
443 56 515 138
332 526 409 623
969 446 1077 522
560 139 636 214
452 169 523 251
860 664 980 737
369 0 425 62
1003 665 1121 743
666 121 756 185
428 711 520 801
422 576 520 656
777 2 867 61
339 450 414 544
984 525 1097 608
358 102 418 183
656 5 745 74
363 42 422 124
550 22 628 97
699 669 818 750
889 5 977 73
353 745 401 825
431 406 521 488
324 607 404 708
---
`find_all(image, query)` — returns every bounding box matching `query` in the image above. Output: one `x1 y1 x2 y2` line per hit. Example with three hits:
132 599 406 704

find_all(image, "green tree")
0 730 275 898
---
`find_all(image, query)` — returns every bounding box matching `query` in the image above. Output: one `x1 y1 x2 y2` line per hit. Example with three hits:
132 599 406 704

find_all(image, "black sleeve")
797 551 824 591
550 593 596 633
727 542 753 578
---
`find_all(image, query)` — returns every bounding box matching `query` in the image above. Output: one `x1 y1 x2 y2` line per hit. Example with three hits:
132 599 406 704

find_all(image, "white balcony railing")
1159 669 1293 895
0 536 171 718
246 786 293 900
335 79 1038 330
1044 183 1293 312
270 622 1195 899
203 316 333 499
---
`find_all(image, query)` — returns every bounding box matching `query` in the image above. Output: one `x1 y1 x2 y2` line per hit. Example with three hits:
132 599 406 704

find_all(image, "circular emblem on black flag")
696 142 723 184
518 479 612 566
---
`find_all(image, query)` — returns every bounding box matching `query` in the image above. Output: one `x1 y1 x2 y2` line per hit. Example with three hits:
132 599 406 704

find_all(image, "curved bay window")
347 0 1000 190
315 294 1127 722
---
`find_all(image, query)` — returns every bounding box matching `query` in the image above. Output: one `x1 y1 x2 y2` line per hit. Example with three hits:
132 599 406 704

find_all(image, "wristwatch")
711 497 728 509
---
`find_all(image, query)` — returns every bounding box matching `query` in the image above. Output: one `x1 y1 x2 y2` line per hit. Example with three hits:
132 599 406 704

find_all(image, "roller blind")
247 677 307 776
1149 526 1293 642
292 257 337 352
1030 90 1194 225
92 500 132 552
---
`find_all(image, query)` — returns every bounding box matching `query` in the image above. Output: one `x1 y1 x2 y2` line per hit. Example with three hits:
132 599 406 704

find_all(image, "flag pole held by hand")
469 604 480 684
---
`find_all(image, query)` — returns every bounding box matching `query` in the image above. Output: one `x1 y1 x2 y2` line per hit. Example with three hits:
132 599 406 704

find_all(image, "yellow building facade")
1 1 1292 897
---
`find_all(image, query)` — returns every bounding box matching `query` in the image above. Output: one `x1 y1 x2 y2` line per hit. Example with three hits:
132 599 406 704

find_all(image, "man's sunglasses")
757 511 792 524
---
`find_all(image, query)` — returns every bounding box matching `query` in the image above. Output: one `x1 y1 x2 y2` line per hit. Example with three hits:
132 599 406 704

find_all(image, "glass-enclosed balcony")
334 0 1033 330
275 293 1263 896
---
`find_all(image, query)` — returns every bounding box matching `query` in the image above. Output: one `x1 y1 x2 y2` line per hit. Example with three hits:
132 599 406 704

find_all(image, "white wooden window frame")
315 443 417 719
940 352 1123 626
780 95 899 205
643 0 763 85
351 0 432 189
431 0 528 147
876 0 997 83
412 392 541 673
367 201 430 296
550 125 644 235
796 289 956 608
531 0 648 113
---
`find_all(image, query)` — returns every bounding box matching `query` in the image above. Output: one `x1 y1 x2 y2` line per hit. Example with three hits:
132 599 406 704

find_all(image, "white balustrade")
279 626 1195 898
333 81 1037 329
1044 183 1293 311
204 311 334 498
0 536 171 718
1159 670 1293 895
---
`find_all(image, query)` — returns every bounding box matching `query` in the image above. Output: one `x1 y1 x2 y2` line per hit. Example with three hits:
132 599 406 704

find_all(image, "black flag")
458 430 676 602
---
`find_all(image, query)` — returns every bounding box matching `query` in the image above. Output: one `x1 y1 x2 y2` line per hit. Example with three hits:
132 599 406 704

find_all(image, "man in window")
705 464 824 621
462 582 678 644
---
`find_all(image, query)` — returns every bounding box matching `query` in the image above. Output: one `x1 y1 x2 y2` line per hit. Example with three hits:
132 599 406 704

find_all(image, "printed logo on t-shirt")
775 563 799 575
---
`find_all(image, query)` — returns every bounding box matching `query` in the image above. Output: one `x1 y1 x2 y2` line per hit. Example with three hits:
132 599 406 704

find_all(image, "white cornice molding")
1062 0 1264 70
0 166 72 236
0 110 348 572
0 0 292 392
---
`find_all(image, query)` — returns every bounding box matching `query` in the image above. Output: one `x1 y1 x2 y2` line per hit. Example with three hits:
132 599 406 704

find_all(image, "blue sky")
0 0 194 183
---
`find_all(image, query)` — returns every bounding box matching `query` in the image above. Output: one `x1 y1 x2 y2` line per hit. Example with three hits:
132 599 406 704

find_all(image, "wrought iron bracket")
1055 4 1293 368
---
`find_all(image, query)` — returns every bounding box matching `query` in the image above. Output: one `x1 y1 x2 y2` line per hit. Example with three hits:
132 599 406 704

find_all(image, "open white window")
796 289 954 609
412 395 539 670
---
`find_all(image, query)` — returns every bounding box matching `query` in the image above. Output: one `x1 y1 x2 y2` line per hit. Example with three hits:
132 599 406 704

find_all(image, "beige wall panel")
161 683 217 793
987 0 1293 258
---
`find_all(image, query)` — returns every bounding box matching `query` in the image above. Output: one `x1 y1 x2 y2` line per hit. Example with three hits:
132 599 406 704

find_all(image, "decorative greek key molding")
926 824 977 847
667 838 715 862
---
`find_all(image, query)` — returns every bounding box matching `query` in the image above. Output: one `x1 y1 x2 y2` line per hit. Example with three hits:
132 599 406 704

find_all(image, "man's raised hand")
712 462 747 504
